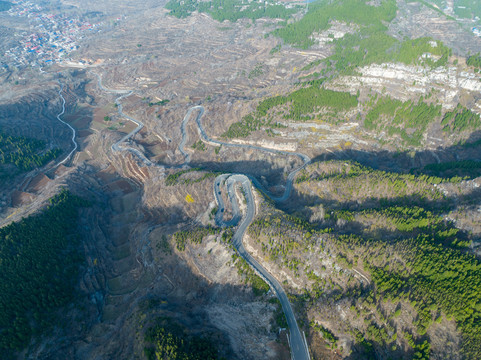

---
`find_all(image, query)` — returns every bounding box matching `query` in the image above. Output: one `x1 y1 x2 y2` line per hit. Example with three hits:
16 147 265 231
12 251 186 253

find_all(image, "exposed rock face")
332 63 481 111
231 138 298 151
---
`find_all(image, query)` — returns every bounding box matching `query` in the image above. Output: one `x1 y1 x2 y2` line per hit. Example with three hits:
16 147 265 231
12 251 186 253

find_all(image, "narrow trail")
95 74 311 360
0 83 78 228
55 83 78 167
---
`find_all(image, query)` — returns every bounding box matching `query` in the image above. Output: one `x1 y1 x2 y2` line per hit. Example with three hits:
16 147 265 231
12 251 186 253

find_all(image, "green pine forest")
144 317 222 360
223 84 358 138
0 190 88 356
165 0 297 22
247 160 481 359
0 131 62 180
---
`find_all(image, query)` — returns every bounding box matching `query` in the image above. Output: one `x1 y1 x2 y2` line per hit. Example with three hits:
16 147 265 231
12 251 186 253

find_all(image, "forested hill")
165 0 298 22
0 131 62 181
0 190 89 357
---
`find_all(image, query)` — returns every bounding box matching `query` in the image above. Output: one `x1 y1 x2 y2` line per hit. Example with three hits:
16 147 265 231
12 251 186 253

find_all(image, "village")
2 0 107 68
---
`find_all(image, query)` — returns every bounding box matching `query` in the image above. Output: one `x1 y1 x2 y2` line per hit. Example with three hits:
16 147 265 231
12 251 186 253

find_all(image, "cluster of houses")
3 0 103 68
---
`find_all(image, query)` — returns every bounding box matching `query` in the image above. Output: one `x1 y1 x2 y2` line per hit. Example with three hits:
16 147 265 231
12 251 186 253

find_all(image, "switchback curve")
95 75 311 360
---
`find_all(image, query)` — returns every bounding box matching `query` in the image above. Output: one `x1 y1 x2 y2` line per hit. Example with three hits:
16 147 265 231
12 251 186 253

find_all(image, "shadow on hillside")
311 130 481 174
283 184 481 212
35 163 246 360
182 131 481 207
189 158 286 185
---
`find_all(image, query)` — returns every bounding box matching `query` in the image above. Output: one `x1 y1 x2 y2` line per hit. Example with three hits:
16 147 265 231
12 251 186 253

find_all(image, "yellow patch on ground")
185 194 195 203
6 210 18 219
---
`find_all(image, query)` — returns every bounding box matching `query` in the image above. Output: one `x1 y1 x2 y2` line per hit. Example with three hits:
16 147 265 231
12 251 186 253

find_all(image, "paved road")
94 76 311 360
182 108 312 360
94 73 153 166
184 106 311 200
214 174 311 360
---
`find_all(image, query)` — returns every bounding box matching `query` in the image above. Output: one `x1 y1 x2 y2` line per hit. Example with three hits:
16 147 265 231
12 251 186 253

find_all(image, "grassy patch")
191 140 206 151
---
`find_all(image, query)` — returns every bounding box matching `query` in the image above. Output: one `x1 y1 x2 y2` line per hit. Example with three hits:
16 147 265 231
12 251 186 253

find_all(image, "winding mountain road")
55 83 78 167
181 105 311 200
214 174 311 360
95 73 153 166
95 75 311 360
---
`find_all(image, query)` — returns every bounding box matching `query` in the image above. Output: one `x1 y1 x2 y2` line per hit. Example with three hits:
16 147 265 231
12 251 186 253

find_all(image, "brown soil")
11 190 35 207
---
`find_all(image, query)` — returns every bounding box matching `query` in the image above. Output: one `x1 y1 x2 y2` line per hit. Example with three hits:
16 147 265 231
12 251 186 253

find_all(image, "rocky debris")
10 190 35 207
